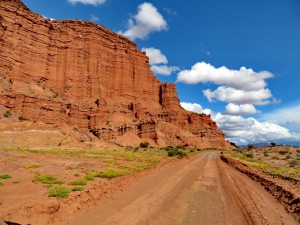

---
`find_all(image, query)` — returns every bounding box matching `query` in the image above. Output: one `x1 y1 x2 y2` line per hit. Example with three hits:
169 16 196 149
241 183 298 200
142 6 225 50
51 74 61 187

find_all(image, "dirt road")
65 151 298 225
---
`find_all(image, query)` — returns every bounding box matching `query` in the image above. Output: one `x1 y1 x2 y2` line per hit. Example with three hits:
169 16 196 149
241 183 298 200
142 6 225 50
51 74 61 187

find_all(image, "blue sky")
22 0 300 145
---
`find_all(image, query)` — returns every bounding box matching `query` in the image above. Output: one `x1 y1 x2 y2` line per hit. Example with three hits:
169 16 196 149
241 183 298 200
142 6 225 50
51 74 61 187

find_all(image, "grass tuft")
69 178 87 186
103 159 115 163
71 186 84 192
0 174 12 179
48 186 70 198
33 174 64 185
24 164 41 169
84 173 95 181
95 167 125 179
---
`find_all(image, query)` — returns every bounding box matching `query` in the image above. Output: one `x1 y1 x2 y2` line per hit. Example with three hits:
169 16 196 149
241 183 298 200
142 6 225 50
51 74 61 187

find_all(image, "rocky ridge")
0 0 233 148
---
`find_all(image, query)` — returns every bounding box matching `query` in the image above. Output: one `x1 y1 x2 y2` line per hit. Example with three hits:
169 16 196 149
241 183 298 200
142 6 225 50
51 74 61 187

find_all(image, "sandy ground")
0 147 172 225
65 151 298 225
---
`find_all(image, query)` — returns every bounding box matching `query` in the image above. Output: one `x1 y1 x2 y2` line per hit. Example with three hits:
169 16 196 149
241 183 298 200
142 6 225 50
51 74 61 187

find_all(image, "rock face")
0 0 233 148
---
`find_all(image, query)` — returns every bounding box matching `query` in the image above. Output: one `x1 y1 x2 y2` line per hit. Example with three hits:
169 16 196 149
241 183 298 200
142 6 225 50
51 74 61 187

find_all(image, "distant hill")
239 142 299 149
239 143 271 149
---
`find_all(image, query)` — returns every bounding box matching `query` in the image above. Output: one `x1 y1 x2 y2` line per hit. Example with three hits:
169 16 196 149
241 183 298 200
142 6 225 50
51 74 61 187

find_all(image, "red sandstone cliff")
0 0 233 148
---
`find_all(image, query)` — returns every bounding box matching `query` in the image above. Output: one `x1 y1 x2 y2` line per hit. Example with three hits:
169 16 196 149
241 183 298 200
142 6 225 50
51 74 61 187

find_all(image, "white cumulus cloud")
119 3 168 40
177 62 273 91
151 65 180 76
180 102 212 115
260 103 300 133
203 86 273 105
214 113 299 145
142 47 179 76
141 47 168 65
225 103 259 115
177 62 277 115
180 102 300 145
67 0 106 6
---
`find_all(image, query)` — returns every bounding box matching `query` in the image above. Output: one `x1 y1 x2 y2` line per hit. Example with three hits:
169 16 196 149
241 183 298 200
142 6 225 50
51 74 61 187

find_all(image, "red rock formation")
0 0 233 149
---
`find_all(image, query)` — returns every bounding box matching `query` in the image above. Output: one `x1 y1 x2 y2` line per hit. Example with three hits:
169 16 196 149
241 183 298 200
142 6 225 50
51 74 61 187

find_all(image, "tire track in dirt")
221 154 300 222
65 151 298 225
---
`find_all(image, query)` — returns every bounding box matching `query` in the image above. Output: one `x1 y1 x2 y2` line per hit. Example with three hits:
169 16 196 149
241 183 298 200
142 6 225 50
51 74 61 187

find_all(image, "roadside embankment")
221 154 300 222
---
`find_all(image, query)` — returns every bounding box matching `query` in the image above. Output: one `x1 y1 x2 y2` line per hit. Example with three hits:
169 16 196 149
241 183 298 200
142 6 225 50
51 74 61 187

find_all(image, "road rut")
66 151 298 225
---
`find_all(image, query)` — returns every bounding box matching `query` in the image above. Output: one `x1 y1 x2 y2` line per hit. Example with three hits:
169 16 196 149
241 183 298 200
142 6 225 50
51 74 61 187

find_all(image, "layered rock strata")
0 0 233 148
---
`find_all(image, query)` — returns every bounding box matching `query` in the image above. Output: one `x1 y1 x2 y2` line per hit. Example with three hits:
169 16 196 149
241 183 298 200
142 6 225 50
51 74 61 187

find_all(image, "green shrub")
48 186 70 198
167 150 177 157
245 153 254 158
71 186 84 192
268 168 288 178
103 159 115 163
69 178 87 186
0 174 12 179
279 150 288 155
33 174 64 185
247 144 254 150
139 142 150 148
165 147 188 158
95 168 124 179
270 142 276 147
177 150 188 158
0 181 4 186
85 173 95 181
18 115 28 121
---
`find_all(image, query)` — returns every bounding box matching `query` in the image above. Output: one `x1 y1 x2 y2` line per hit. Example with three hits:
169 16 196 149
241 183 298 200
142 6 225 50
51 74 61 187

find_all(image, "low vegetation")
18 115 28 121
33 173 64 185
48 186 70 198
161 146 188 158
103 159 115 163
0 145 201 199
69 178 87 186
24 164 41 169
139 142 150 148
84 173 96 181
71 186 84 192
0 174 12 179
226 146 300 180
95 167 127 179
